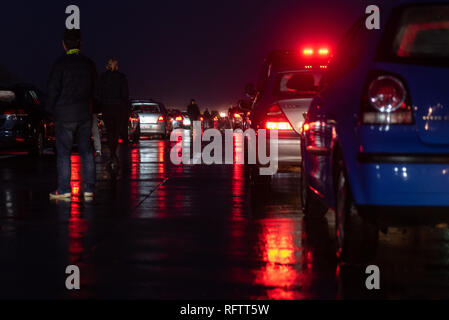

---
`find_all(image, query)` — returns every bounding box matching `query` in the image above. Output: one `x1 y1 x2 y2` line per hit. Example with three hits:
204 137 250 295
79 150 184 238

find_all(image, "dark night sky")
1 0 370 111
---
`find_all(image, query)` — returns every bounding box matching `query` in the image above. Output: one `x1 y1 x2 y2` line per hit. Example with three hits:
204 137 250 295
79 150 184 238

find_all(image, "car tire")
335 157 378 265
300 158 328 219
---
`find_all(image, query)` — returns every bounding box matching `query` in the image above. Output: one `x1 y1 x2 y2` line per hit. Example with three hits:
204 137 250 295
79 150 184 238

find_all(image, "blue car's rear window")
394 5 449 59
378 4 449 65
133 104 161 113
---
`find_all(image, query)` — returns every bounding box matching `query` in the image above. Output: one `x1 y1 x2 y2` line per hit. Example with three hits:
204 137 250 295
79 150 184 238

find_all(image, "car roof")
264 50 330 75
131 99 166 108
131 99 157 104
266 51 328 68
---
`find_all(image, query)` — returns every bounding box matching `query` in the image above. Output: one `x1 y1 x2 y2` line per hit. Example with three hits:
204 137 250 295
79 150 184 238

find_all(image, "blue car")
300 0 449 264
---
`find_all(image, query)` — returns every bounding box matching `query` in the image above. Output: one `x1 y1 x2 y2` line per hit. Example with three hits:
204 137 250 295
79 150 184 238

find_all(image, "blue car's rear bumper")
355 160 449 207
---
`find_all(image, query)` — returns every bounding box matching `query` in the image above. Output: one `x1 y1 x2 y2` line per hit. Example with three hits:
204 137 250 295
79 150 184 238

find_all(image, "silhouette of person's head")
63 29 81 51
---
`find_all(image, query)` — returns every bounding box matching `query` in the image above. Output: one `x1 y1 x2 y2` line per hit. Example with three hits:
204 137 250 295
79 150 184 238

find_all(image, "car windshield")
133 104 161 113
274 71 323 99
393 5 449 59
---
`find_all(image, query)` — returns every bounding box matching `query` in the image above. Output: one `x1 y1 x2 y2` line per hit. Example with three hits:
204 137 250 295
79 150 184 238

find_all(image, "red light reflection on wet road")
68 201 87 264
68 154 86 264
158 140 165 175
253 219 304 300
131 148 140 180
70 154 81 196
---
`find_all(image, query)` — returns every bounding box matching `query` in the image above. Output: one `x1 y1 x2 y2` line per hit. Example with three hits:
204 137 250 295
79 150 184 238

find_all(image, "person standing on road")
96 58 130 170
203 108 211 129
187 99 200 122
47 29 97 200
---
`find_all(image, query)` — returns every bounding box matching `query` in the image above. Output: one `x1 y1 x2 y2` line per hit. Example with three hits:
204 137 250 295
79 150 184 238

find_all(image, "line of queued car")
246 0 449 265
0 84 55 156
0 87 172 156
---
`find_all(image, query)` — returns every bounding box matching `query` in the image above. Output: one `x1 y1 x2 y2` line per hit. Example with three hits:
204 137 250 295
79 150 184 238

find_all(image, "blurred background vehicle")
181 112 192 129
168 110 192 133
131 99 169 139
210 110 222 130
229 99 252 130
0 84 54 156
168 109 183 132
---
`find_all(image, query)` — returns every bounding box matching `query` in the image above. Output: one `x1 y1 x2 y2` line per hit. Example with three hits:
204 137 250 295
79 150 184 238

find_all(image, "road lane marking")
132 175 171 212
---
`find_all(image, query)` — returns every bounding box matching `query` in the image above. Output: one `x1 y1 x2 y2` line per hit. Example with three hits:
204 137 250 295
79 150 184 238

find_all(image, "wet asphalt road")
1 137 449 299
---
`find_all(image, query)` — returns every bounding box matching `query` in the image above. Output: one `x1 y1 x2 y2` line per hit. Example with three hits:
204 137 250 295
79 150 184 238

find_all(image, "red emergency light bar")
302 47 330 57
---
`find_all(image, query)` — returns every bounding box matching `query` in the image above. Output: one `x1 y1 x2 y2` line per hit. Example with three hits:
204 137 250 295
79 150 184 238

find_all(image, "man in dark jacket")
187 99 200 122
96 58 129 169
47 29 97 200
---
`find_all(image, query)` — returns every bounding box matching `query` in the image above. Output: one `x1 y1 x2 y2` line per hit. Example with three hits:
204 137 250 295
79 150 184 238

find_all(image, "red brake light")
200 116 204 121
175 116 183 121
303 123 310 132
362 75 412 124
318 48 329 56
266 122 293 130
303 48 314 56
264 104 293 131
234 113 241 119
158 116 165 122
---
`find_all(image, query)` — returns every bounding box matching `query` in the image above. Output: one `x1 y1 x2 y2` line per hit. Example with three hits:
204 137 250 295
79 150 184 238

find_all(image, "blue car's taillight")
361 73 413 125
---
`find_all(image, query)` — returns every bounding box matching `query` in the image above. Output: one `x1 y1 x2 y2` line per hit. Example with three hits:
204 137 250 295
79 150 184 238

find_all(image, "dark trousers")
103 106 128 159
55 120 95 194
